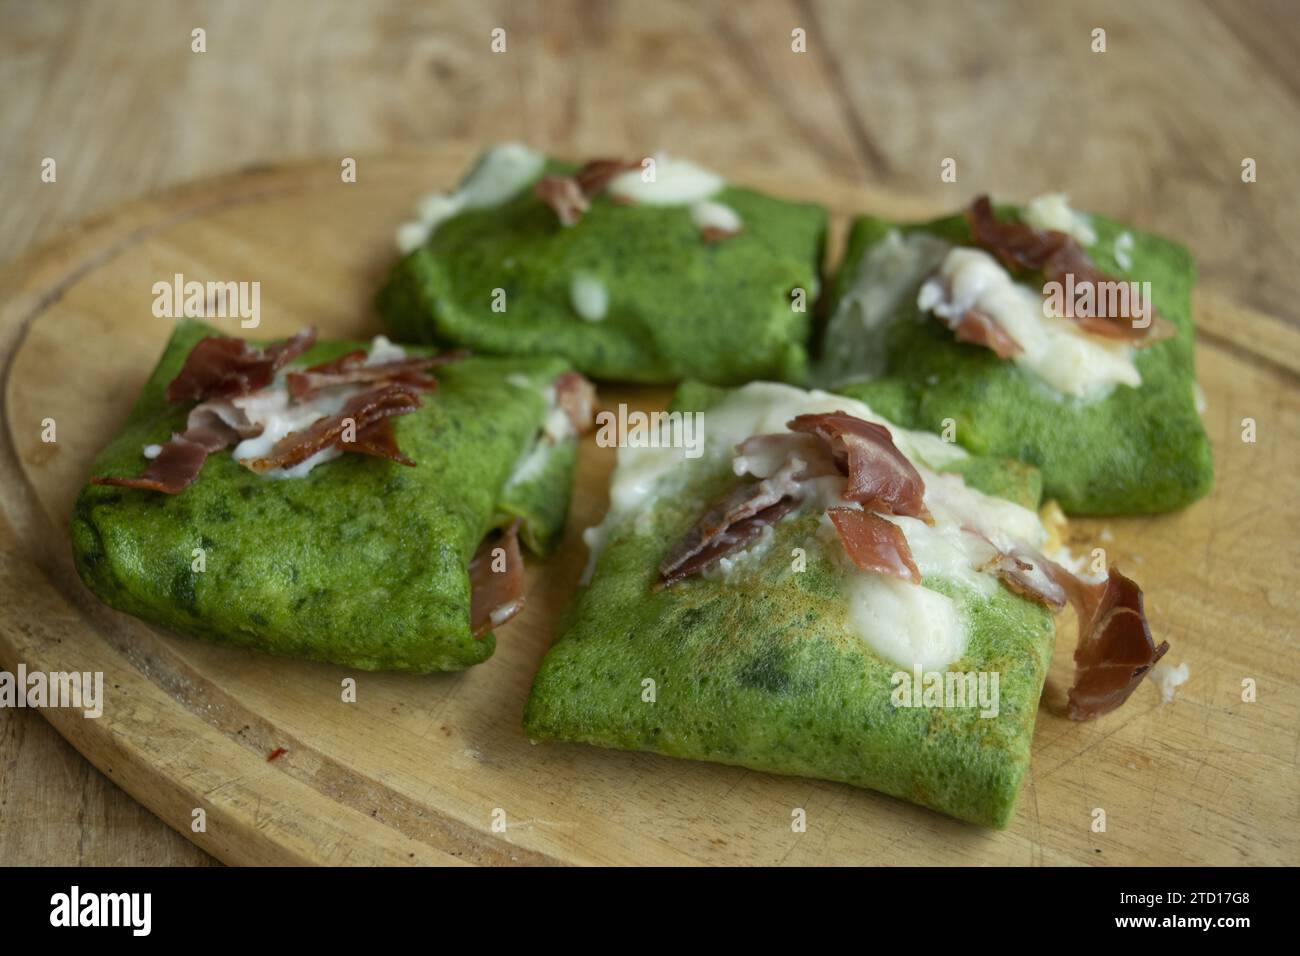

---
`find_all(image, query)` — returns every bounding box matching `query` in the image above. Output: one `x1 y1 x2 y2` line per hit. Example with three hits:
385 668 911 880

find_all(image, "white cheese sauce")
228 386 351 477
689 200 743 236
504 438 557 489
815 230 950 387
607 154 725 205
364 334 407 365
918 246 1141 399
1113 231 1135 271
1023 192 1097 246
504 380 574 491
569 273 608 322
843 574 970 673
395 142 545 253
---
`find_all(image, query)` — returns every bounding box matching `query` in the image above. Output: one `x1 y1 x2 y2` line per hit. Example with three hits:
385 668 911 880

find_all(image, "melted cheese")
816 230 950 387
505 437 559 489
505 381 573 490
689 200 742 235
919 246 1141 399
229 386 347 471
607 154 724 205
395 143 545 252
569 273 608 322
458 143 547 207
843 574 969 673
365 334 407 365
1114 231 1135 271
1023 193 1097 246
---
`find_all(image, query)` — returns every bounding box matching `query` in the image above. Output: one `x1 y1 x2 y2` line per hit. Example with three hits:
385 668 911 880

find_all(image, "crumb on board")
1149 661 1190 704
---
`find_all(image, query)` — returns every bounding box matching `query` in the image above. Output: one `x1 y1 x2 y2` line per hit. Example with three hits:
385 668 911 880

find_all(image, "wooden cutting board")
1 148 1296 866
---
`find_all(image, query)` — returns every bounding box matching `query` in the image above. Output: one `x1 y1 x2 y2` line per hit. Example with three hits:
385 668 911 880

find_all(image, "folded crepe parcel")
525 381 1069 828
73 319 586 672
814 196 1213 515
378 143 827 386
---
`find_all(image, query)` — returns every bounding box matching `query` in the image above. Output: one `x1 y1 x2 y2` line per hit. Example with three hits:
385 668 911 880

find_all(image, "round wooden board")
2 149 1297 866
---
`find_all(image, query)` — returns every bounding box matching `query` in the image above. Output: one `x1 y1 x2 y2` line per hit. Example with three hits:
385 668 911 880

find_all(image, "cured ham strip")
986 543 1166 721
658 479 791 585
535 175 589 226
734 431 840 483
700 225 740 243
537 158 640 226
347 419 416 467
183 400 262 449
243 383 425 473
659 414 921 587
92 399 264 493
96 330 447 493
657 459 805 588
827 508 921 584
952 308 1023 358
575 158 640 197
92 435 213 494
965 195 1175 344
554 370 597 434
992 548 1067 611
468 519 525 638
165 327 316 403
285 350 463 399
1064 568 1169 720
1039 241 1176 343
966 194 1067 275
300 349 366 375
658 496 797 589
786 412 931 521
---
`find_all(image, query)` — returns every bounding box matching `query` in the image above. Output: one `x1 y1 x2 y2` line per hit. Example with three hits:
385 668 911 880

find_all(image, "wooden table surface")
1 0 1296 867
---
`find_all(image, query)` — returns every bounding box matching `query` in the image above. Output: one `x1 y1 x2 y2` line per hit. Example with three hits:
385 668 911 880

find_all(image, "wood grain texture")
0 153 1296 866
1 0 1297 865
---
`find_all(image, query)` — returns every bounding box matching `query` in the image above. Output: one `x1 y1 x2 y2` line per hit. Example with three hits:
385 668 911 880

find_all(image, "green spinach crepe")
524 381 1165 827
378 144 827 385
815 195 1213 515
73 320 590 672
